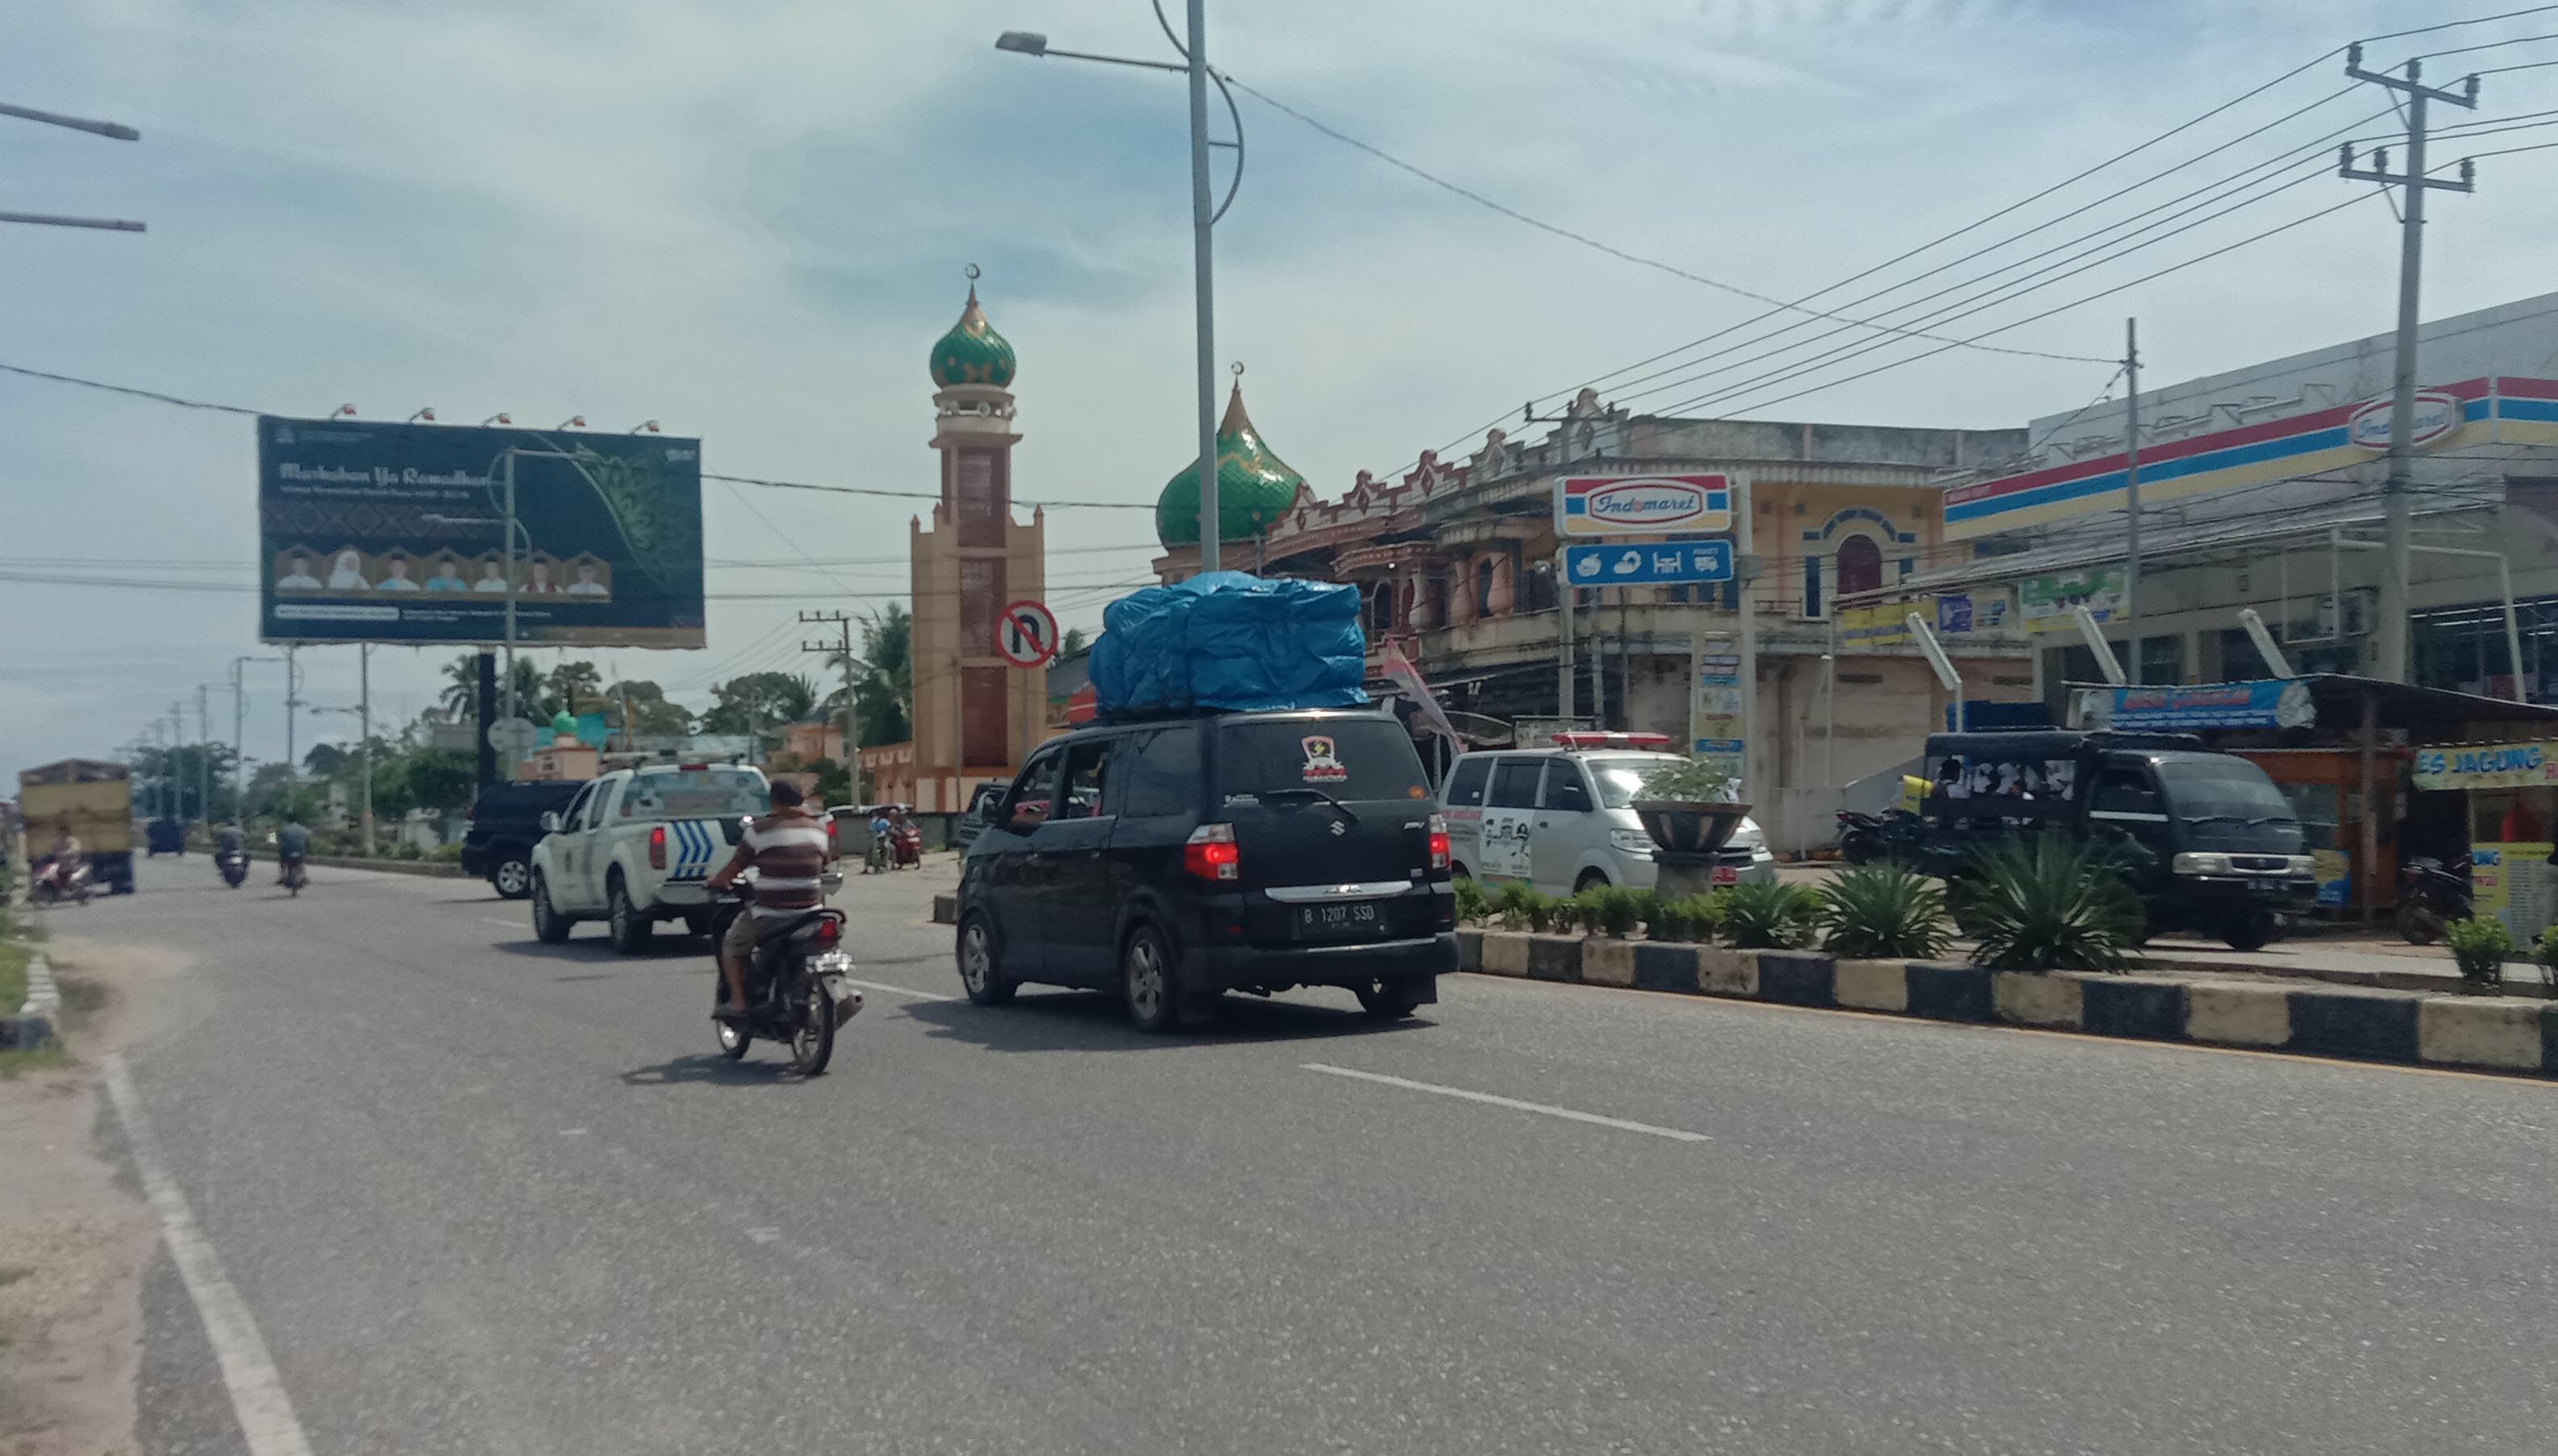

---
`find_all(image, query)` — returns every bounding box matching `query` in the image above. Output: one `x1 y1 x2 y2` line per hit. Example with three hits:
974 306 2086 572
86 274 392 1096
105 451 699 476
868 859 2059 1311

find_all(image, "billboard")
258 417 704 647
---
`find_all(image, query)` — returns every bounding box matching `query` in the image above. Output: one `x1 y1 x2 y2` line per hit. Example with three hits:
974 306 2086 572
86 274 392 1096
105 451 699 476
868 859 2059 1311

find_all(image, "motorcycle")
2395 854 2473 945
279 856 307 897
217 847 248 888
1836 810 1893 865
30 855 91 906
708 878 861 1075
887 820 923 871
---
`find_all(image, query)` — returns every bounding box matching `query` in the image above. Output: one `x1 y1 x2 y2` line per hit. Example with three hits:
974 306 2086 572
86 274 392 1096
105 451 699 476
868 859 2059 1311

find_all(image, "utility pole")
2123 317 2143 685
196 685 213 830
231 655 271 821
358 644 374 858
2340 45 2479 684
283 647 300 795
1185 0 1220 572
801 610 863 800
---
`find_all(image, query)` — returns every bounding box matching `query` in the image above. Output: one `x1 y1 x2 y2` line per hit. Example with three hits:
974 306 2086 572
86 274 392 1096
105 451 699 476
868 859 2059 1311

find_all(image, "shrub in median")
2446 915 2513 992
1644 892 1719 942
1819 863 1949 960
1957 836 2140 972
1453 875 1491 926
1722 880 1820 950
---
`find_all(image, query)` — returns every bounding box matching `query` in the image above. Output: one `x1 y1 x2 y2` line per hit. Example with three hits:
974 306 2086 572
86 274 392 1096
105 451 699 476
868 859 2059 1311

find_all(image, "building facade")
901 284 1048 813
1149 385 2036 849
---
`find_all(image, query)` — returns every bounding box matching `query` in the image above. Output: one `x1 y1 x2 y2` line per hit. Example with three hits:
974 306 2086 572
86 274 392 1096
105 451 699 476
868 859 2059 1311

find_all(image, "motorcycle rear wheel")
788 980 835 1075
2396 900 2443 946
716 1017 752 1061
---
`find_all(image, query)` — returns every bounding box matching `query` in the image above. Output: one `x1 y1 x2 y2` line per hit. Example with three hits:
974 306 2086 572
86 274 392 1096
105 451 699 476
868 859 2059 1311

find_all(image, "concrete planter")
1478 931 1531 977
1831 959 1910 1013
1581 938 1638 988
1993 971 2085 1030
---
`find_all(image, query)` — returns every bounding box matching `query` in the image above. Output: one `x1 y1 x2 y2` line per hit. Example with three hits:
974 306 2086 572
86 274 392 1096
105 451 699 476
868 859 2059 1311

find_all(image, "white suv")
1441 744 1776 895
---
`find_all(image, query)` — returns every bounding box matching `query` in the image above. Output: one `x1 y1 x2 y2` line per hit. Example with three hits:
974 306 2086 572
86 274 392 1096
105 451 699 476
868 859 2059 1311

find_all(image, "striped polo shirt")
736 806 833 917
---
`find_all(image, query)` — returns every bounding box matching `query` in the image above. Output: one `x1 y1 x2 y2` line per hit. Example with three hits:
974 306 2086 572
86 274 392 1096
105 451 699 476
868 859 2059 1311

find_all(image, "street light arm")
0 102 139 140
1209 68 1244 224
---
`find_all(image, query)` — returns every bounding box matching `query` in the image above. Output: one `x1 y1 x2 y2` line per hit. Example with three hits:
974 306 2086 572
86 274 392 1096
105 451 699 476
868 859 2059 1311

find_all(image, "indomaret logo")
2347 391 2461 451
1559 474 1731 536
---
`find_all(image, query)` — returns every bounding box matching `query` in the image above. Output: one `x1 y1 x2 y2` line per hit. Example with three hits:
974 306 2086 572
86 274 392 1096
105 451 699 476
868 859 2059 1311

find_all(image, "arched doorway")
1835 535 1883 597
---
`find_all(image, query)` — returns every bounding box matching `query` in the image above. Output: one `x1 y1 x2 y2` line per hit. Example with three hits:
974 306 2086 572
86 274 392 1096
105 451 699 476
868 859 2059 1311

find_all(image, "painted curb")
931 893 958 926
1456 929 2558 1078
302 854 465 878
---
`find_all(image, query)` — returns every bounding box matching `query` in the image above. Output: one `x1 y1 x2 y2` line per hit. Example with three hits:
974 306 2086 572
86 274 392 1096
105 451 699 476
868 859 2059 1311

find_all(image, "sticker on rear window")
1300 735 1349 782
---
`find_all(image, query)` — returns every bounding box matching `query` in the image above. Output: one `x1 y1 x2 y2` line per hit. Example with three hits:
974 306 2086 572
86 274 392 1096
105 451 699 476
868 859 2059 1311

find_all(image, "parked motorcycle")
1836 810 1899 866
30 855 91 906
217 848 248 888
2395 854 2473 945
708 882 862 1075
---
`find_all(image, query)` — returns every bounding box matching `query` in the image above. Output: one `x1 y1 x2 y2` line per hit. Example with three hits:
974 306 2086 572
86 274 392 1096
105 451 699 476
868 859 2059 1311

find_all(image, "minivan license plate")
1295 901 1383 939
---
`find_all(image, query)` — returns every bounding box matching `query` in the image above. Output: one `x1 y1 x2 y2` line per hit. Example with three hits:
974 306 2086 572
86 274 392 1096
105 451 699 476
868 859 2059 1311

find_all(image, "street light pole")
359 644 374 857
995 18 1244 571
1183 0 1221 572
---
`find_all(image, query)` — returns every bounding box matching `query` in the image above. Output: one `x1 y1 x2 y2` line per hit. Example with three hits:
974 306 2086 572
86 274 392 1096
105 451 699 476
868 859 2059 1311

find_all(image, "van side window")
1114 726 1199 817
1055 738 1113 820
1443 756 1490 809
2090 769 2163 818
1005 746 1065 825
1540 760 1593 813
1488 758 1541 809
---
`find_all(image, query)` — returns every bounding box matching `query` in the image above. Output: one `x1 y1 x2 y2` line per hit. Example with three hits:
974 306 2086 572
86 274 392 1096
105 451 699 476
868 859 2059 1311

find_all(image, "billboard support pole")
475 652 498 789
502 447 519 746
359 644 374 858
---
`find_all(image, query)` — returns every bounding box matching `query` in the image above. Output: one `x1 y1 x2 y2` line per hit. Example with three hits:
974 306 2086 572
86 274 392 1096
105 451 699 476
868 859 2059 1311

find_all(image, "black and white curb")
1460 930 2558 1078
2 952 59 1050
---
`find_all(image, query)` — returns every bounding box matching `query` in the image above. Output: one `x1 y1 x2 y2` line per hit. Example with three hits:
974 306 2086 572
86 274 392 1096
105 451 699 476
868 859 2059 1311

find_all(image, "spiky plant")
1819 863 1950 960
1956 837 2142 972
1720 880 1822 950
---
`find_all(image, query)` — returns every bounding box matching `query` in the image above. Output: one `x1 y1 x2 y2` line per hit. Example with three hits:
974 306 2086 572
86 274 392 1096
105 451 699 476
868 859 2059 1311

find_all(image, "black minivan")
955 708 1457 1031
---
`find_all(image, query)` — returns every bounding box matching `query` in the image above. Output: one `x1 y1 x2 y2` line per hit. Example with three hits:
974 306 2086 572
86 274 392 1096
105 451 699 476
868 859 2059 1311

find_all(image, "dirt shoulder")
0 941 173 1456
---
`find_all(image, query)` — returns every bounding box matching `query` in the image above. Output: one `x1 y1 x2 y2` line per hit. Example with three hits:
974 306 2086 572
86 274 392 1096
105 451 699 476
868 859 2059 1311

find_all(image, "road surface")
52 857 2558 1454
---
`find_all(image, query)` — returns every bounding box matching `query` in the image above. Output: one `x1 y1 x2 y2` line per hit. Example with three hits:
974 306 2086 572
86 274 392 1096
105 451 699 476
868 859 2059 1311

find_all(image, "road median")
1458 929 2558 1078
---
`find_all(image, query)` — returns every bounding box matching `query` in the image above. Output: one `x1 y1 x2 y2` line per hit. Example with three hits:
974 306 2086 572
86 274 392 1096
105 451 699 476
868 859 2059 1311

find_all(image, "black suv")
955 708 1456 1031
460 780 586 898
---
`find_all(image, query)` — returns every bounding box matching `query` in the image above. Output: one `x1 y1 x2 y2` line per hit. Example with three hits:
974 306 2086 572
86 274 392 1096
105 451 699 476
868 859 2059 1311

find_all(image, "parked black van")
460 780 586 899
1904 730 2316 950
955 708 1457 1031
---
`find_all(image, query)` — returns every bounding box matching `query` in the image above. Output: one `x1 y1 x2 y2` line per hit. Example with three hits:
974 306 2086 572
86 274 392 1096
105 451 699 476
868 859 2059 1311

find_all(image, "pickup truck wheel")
531 875 573 943
490 853 532 900
607 873 653 954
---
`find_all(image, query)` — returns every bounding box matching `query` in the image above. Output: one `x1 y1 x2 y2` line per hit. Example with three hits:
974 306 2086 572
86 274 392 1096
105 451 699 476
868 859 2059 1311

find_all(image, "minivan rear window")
1217 719 1429 802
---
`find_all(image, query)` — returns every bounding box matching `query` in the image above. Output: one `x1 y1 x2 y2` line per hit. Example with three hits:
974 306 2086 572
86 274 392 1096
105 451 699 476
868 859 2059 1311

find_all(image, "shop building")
1147 385 2036 850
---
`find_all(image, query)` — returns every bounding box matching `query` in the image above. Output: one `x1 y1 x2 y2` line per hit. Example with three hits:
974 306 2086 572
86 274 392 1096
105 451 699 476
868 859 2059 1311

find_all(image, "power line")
1221 73 2112 367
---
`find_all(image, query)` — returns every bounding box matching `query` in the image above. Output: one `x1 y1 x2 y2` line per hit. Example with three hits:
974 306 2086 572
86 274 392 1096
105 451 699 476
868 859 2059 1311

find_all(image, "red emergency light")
1551 731 1674 751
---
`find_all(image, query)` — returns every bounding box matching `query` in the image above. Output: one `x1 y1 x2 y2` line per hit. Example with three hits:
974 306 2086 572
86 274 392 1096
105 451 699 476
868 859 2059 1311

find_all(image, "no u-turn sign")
996 598 1058 668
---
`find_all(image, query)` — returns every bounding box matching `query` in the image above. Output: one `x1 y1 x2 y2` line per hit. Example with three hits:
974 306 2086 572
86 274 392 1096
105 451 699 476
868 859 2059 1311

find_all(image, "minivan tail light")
648 824 667 870
1427 813 1451 871
1184 822 1240 881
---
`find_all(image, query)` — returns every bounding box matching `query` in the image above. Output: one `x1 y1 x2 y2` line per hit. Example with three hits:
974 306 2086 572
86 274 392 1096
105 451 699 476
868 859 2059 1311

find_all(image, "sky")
8 0 2558 780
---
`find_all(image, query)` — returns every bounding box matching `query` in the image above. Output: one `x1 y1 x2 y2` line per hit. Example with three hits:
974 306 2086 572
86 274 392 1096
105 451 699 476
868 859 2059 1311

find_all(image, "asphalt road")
58 855 2558 1454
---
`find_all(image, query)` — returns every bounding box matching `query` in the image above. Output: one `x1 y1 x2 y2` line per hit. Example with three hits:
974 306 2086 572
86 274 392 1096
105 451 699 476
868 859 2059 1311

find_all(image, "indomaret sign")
1556 474 1731 537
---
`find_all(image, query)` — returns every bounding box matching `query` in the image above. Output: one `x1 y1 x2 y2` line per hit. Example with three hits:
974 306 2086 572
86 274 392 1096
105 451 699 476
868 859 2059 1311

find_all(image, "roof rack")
1550 731 1675 751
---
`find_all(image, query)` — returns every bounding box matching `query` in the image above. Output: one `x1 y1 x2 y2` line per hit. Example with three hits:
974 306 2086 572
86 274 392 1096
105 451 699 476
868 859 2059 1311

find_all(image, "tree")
546 660 604 717
128 742 243 822
1060 626 1089 658
303 743 350 777
603 680 694 736
698 672 819 740
819 604 914 747
437 652 551 722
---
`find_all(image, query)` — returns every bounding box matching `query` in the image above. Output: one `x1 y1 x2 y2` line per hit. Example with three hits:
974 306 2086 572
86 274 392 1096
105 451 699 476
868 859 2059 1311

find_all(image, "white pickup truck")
529 763 810 952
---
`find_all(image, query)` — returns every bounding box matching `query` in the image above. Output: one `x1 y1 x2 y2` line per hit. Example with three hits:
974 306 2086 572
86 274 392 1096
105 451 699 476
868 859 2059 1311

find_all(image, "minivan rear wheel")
1354 976 1423 1020
1121 924 1179 1034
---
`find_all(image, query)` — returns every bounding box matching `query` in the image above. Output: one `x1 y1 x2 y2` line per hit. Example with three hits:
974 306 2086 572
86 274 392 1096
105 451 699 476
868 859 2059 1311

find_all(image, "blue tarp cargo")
1090 572 1369 714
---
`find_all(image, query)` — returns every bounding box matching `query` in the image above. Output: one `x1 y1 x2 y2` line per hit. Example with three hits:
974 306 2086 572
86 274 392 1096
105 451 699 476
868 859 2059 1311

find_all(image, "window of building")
1835 535 1882 597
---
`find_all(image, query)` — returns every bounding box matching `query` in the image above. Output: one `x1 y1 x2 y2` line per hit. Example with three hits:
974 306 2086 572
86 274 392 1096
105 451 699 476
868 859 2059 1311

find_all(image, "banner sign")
258 416 705 647
1564 539 1733 586
2018 568 2124 636
1942 376 2558 540
2104 678 2314 730
1556 474 1731 537
1835 589 2014 646
2413 741 2558 791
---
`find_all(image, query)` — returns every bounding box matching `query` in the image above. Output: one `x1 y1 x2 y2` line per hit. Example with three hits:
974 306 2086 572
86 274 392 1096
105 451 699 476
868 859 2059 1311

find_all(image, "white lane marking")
1299 1063 1712 1143
481 917 523 930
102 1054 319 1456
842 977 958 1003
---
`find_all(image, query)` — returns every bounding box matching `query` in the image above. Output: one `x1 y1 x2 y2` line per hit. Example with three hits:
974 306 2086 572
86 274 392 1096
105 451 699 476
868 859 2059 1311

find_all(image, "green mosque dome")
1156 380 1306 549
552 709 577 735
928 285 1017 389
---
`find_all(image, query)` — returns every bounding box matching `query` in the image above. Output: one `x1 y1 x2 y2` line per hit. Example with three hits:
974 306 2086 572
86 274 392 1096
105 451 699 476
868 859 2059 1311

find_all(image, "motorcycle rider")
41 825 85 895
703 780 835 1019
275 814 311 887
215 820 247 858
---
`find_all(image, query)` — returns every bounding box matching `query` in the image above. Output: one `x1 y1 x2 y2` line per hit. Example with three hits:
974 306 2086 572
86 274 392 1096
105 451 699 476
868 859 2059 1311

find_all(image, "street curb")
2 952 59 1050
1458 930 2558 1078
299 854 465 879
931 893 957 926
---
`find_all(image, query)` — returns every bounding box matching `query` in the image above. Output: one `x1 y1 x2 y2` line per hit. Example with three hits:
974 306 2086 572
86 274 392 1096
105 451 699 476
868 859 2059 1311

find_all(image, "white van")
1441 740 1776 895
